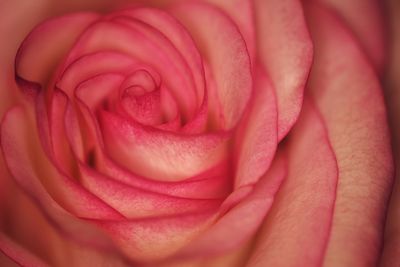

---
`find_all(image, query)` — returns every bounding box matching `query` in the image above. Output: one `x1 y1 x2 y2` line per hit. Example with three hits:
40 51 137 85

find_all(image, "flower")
0 0 394 266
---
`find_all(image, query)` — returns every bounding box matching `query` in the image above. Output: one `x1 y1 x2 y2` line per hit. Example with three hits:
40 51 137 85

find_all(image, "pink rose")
0 0 394 266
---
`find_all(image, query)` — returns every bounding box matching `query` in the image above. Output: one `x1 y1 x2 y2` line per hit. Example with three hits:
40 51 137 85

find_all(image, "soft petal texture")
254 0 313 139
15 12 100 84
320 0 386 72
305 3 393 266
171 1 253 129
0 177 129 267
0 106 127 251
234 66 278 188
246 100 338 267
178 152 286 259
99 111 230 181
381 0 400 265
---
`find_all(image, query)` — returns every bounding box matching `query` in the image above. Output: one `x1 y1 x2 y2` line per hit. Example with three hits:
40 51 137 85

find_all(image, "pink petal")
15 12 99 85
319 0 386 72
305 3 394 266
254 0 313 139
110 7 206 108
234 65 278 188
177 152 285 259
99 110 231 182
90 211 217 262
199 0 256 62
80 164 222 219
2 104 122 220
0 107 122 250
0 232 50 267
96 158 231 199
63 19 199 120
246 101 338 267
171 1 252 129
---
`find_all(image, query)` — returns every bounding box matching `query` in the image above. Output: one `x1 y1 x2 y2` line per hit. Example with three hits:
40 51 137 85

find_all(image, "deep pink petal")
246 101 338 267
171 1 252 129
305 3 394 266
254 0 313 139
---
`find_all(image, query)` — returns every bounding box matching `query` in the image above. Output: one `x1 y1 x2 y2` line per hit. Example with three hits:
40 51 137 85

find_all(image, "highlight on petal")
99 111 231 181
246 100 338 267
304 2 393 266
254 0 313 139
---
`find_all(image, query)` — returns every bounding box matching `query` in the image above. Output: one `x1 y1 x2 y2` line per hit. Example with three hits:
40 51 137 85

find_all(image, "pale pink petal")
305 3 394 266
80 164 222 218
234 65 278 188
171 1 252 129
246 101 338 267
1 105 122 220
90 211 217 262
99 110 231 182
177 152 286 259
0 107 122 250
254 0 313 139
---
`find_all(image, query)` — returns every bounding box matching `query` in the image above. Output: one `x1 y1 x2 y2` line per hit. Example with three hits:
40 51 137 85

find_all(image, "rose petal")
234 65 278 188
1 105 122 220
177 149 286 259
305 3 394 266
90 211 217 262
246 100 338 267
63 18 198 120
110 7 206 108
99 110 231 182
254 0 313 139
320 0 386 72
80 164 222 218
15 12 99 85
0 232 50 267
0 107 122 250
171 1 252 129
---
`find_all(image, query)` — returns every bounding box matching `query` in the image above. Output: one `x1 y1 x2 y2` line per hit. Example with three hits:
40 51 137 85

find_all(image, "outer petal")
380 0 400 265
15 12 99 85
246 101 338 267
254 0 313 139
319 0 386 72
305 3 394 266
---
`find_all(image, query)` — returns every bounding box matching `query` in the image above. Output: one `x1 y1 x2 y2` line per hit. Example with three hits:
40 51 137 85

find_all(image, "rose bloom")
0 0 397 266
